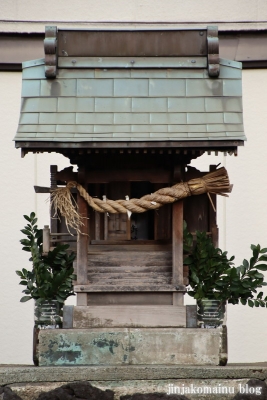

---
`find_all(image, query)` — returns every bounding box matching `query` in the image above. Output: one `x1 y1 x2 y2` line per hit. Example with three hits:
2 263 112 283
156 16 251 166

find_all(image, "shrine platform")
1 363 267 400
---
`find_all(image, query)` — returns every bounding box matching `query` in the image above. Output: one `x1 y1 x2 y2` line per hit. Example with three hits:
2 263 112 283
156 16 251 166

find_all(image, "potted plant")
16 212 76 329
183 224 267 328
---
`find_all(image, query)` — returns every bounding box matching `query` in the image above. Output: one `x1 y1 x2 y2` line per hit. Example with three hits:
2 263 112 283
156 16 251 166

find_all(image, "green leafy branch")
16 212 76 304
183 223 267 307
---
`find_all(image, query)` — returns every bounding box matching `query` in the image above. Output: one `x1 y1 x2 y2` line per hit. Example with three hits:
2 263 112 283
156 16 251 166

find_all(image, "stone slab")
6 378 267 400
0 364 266 386
37 328 224 366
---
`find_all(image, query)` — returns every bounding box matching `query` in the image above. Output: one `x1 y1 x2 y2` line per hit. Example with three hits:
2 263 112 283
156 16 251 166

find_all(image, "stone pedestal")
38 327 227 366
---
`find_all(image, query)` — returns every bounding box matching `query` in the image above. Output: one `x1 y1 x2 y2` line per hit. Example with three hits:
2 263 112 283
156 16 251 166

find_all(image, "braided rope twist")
51 167 231 232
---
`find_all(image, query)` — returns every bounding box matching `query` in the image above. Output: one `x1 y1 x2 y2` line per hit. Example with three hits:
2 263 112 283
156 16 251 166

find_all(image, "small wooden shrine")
14 26 245 366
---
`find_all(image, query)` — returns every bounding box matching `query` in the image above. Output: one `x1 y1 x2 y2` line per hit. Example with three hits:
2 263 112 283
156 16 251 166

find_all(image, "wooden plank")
74 284 186 292
209 164 219 247
50 165 58 234
77 192 89 284
87 251 172 267
154 183 171 240
72 305 186 328
34 186 50 193
87 266 172 273
87 292 172 305
90 241 171 247
77 293 87 306
88 276 172 285
172 166 184 306
58 30 207 57
94 185 101 240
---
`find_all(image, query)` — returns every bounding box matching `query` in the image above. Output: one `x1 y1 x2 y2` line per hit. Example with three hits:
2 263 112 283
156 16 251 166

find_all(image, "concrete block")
129 328 221 365
38 329 130 366
38 328 225 366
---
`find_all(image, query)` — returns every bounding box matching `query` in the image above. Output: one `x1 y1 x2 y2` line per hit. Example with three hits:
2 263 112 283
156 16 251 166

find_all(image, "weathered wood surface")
76 169 89 305
87 292 173 305
172 166 184 306
72 305 186 328
58 30 207 57
74 284 186 292
87 244 173 287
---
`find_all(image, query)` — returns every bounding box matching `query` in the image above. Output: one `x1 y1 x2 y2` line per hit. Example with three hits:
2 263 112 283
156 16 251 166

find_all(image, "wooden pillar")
50 165 58 234
209 164 219 247
76 166 89 306
94 184 100 240
172 166 184 306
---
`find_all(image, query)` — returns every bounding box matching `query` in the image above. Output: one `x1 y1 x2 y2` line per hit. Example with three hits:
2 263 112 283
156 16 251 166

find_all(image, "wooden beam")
172 166 184 306
74 284 185 292
72 305 186 328
76 167 89 306
50 165 58 234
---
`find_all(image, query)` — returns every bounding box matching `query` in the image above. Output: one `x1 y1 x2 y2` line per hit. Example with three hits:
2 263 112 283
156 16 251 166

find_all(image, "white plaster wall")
0 73 73 364
0 0 267 365
190 69 267 363
0 0 267 31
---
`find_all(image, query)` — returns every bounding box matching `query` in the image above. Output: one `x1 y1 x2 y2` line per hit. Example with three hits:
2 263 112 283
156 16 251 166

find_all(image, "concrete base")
37 327 227 366
1 364 267 400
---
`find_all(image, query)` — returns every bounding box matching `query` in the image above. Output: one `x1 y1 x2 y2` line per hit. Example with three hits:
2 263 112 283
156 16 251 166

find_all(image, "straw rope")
51 167 232 232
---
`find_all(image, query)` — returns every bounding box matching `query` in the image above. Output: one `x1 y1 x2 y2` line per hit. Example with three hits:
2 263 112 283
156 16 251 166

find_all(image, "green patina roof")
15 57 245 144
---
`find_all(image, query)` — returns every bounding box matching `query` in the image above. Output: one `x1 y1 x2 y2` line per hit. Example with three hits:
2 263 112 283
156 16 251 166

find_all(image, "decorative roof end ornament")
207 25 220 77
44 26 57 78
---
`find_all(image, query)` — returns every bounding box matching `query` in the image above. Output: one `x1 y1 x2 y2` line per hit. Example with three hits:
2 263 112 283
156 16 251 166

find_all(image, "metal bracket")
207 25 220 77
44 26 57 78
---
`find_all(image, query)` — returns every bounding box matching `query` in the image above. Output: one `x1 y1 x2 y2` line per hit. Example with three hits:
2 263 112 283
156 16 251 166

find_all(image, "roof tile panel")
15 59 246 144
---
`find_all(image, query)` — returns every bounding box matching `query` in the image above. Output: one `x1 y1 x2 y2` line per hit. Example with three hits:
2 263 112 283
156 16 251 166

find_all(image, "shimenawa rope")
50 167 232 233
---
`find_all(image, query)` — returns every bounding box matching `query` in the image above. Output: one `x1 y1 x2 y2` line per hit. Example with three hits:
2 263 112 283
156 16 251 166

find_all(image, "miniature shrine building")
14 26 245 366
